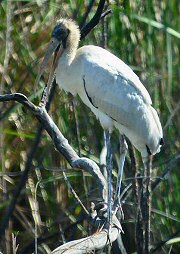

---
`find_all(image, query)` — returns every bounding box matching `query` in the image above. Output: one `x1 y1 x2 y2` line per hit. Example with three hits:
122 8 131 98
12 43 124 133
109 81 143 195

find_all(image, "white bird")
35 18 163 224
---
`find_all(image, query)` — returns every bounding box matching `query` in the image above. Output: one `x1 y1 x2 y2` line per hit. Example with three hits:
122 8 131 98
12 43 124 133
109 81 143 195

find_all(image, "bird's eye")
52 26 61 40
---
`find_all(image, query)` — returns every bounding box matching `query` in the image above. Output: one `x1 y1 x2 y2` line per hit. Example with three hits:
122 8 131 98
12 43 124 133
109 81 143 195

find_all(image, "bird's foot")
95 202 123 233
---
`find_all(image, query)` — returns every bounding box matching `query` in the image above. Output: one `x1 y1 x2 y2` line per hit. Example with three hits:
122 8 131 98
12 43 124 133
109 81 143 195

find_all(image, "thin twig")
163 100 180 132
62 171 89 216
71 97 90 209
152 153 180 190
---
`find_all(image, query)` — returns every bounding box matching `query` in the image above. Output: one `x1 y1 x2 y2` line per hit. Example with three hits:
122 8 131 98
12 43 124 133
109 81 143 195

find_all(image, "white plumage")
35 18 163 160
52 19 163 159
35 18 164 224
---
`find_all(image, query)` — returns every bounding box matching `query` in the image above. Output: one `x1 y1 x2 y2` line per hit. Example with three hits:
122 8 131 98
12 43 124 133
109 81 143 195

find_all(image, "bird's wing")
79 45 152 105
81 46 152 130
83 72 147 131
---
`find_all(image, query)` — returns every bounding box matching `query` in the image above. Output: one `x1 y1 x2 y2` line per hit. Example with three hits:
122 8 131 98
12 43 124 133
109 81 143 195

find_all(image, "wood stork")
35 18 163 224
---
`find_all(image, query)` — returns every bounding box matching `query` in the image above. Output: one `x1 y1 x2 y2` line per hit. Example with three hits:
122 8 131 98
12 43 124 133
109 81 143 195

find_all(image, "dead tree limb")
52 228 119 254
0 92 107 202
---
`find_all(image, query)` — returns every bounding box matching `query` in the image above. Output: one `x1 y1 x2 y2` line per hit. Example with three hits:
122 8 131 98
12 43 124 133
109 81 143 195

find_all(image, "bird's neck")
59 30 80 66
59 47 76 66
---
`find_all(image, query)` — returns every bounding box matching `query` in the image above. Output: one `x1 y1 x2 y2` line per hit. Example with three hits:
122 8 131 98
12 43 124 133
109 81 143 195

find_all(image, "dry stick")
71 97 90 209
62 171 89 216
101 6 108 49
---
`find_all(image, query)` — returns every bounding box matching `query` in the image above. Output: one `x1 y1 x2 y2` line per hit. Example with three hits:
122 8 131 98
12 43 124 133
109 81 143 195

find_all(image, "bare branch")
52 228 119 254
0 92 123 253
0 93 107 202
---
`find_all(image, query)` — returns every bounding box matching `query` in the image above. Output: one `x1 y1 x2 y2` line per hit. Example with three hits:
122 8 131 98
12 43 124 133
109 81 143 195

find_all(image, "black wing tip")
160 138 164 146
146 145 152 155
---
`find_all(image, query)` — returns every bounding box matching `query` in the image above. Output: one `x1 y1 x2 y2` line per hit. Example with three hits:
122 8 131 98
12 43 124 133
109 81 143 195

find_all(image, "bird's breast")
55 60 81 95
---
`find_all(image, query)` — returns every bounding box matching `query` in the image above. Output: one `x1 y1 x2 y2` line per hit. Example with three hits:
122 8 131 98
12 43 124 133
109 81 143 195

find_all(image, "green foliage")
0 0 179 253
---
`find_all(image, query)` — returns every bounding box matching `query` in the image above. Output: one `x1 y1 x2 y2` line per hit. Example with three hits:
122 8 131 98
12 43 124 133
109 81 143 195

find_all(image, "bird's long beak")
34 37 61 92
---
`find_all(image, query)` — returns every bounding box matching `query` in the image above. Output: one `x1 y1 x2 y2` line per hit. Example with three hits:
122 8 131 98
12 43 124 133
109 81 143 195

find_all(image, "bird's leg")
39 85 49 107
104 130 113 227
112 135 128 217
142 155 152 254
39 69 56 107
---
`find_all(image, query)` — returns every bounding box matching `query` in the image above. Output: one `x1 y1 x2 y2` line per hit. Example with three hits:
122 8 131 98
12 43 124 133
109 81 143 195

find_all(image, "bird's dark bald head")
52 23 70 44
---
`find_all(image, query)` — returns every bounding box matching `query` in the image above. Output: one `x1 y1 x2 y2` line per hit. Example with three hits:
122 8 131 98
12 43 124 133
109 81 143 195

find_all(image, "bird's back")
76 45 152 104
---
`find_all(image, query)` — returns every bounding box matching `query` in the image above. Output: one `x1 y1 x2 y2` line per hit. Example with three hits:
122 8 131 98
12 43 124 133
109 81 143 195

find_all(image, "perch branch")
0 93 124 253
52 228 119 254
0 93 107 202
